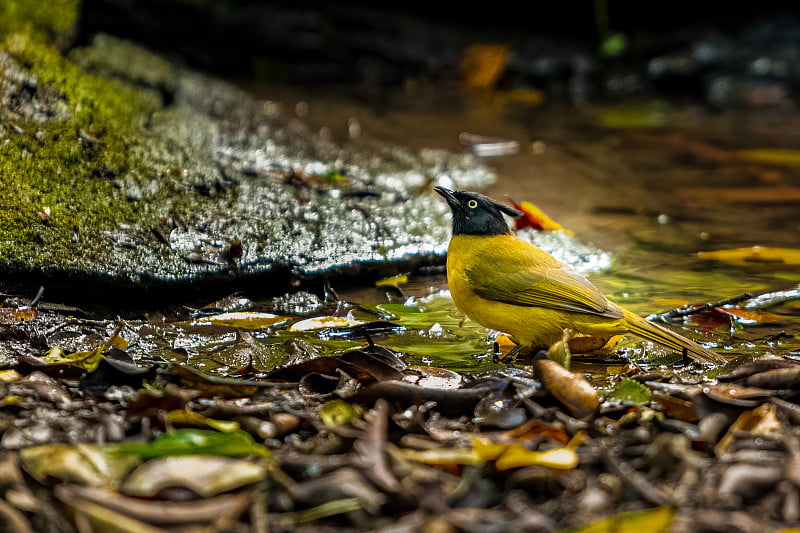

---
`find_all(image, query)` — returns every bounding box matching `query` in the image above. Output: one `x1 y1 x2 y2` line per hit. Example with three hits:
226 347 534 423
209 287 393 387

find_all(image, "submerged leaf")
195 312 289 329
289 316 365 331
607 377 653 406
113 429 270 460
38 323 128 372
375 274 408 288
698 246 800 266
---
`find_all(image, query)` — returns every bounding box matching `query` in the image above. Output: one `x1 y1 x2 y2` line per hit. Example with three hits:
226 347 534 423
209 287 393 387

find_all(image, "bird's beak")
434 186 459 208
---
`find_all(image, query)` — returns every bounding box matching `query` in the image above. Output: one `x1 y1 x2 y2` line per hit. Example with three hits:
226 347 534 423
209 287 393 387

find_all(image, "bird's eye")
467 199 478 208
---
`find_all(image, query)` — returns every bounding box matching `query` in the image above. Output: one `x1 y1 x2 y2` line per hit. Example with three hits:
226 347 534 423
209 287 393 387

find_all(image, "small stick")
654 293 753 323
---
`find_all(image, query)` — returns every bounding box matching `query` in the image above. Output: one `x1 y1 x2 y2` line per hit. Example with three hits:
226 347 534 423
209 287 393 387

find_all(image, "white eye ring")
467 199 478 208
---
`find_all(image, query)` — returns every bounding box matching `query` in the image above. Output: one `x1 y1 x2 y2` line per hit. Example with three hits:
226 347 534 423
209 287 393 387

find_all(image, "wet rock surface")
0 34 494 300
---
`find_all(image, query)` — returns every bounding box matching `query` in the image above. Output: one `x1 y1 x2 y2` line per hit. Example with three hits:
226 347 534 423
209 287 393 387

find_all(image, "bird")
434 186 725 365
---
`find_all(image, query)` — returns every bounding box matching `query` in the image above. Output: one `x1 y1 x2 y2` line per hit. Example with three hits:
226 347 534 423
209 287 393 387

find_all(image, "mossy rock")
0 32 495 302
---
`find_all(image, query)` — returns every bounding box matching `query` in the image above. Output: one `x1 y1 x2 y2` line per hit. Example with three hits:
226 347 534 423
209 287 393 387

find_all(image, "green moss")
0 0 80 48
0 34 164 262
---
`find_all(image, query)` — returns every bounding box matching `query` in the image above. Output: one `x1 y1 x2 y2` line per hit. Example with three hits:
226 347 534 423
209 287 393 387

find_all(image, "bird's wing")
467 260 624 319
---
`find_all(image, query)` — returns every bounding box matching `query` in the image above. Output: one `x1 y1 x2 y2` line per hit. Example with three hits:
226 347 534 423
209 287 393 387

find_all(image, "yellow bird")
434 186 725 365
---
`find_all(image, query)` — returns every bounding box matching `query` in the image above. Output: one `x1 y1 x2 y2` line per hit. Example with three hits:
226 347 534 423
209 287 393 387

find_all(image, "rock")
0 33 494 302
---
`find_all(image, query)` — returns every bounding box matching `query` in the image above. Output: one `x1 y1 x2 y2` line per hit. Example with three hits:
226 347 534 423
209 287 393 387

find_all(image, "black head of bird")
434 186 523 236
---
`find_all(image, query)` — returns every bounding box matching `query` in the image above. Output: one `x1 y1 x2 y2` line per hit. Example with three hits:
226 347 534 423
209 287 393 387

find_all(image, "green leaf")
607 377 652 406
319 399 362 427
600 32 628 57
112 429 270 460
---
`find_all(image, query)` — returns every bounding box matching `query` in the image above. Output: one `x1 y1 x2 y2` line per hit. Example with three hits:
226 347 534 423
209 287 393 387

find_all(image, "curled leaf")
164 410 240 432
546 328 573 369
120 455 267 498
535 359 599 418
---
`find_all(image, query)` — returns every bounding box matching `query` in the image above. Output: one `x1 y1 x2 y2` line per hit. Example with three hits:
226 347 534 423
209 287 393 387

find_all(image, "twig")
28 286 45 307
653 293 753 323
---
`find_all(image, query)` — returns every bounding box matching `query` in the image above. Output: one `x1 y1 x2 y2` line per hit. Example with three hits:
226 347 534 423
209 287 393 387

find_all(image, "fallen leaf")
558 505 676 532
513 200 571 234
0 369 22 382
289 316 365 331
698 246 800 266
56 485 251 526
319 399 363 427
546 329 573 369
460 44 509 89
194 312 289 329
120 455 267 498
0 306 37 324
715 402 782 457
535 359 600 418
730 148 800 166
20 443 140 487
375 274 408 288
164 409 241 432
607 377 652 406
113 429 270 460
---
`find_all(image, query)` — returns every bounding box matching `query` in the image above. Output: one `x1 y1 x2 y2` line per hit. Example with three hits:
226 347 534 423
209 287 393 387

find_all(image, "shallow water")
195 82 800 375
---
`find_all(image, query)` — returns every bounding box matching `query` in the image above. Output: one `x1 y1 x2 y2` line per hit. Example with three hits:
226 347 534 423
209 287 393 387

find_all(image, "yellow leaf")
288 316 364 332
164 410 240 433
494 444 579 471
375 274 408 288
402 448 483 466
717 307 783 324
698 246 800 266
195 312 290 330
650 298 690 308
0 369 22 383
517 200 572 234
319 399 362 427
460 44 509 89
498 88 544 105
730 148 800 166
472 439 508 462
558 506 676 533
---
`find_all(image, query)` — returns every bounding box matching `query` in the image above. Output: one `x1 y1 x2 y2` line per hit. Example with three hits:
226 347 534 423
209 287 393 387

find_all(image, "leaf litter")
0 279 798 533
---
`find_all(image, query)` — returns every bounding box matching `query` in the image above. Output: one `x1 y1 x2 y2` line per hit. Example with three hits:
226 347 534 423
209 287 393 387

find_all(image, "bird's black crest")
434 186 523 236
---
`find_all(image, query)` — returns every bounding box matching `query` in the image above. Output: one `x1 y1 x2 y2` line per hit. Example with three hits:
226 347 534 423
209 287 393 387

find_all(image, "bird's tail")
623 310 726 365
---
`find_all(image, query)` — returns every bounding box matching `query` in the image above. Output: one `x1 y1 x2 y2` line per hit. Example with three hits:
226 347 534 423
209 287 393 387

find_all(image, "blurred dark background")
78 1 800 106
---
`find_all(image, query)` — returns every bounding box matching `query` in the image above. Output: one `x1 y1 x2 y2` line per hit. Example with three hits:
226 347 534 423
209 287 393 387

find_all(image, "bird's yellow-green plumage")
435 186 725 365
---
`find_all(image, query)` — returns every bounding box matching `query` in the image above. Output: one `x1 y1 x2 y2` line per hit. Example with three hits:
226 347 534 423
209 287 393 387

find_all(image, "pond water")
180 82 800 378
